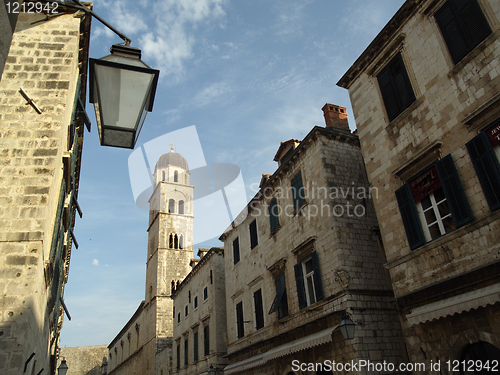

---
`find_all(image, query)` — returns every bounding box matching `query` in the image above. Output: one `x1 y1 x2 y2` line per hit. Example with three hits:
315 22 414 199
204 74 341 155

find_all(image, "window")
435 0 491 64
203 286 208 300
204 325 209 356
194 296 198 309
268 198 280 232
193 331 198 362
162 171 165 181
169 199 175 213
249 219 258 249
179 200 184 214
176 343 180 369
291 171 305 211
294 252 324 309
377 53 416 122
177 312 180 323
184 337 188 366
233 237 240 265
466 122 500 211
269 272 288 319
253 289 264 330
396 154 473 250
236 301 244 339
174 170 179 182
185 305 188 317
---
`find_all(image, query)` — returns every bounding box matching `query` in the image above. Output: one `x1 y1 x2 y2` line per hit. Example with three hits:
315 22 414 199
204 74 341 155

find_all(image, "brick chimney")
322 103 350 133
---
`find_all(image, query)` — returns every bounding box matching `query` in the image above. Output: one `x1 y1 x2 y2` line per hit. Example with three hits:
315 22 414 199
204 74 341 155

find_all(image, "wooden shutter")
204 325 210 356
467 132 500 211
436 154 473 227
436 0 491 63
236 302 244 338
291 171 305 210
233 237 240 264
395 184 425 250
249 220 258 249
310 252 324 302
294 263 307 309
193 331 198 361
254 289 265 329
269 198 280 231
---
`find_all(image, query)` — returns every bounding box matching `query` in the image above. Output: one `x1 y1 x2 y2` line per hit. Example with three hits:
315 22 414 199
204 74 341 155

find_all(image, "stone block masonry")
0 9 91 375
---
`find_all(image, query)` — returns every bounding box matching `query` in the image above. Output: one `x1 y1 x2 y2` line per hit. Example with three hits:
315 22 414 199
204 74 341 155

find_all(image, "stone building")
337 0 500 370
0 5 91 375
218 104 408 375
108 149 193 375
171 247 228 375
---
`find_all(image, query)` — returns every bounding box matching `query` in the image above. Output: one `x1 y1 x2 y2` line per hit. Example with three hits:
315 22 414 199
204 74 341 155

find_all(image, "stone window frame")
267 258 289 320
365 34 422 126
395 154 473 250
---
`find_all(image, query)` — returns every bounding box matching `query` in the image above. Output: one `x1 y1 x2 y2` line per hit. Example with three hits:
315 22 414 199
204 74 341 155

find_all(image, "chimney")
322 103 350 133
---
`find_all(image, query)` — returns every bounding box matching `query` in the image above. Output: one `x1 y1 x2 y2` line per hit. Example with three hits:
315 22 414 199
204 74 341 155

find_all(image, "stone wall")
338 0 500 371
220 125 407 373
0 8 90 375
58 346 108 375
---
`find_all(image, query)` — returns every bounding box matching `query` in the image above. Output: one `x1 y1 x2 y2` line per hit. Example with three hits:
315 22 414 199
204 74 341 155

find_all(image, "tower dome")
155 150 189 171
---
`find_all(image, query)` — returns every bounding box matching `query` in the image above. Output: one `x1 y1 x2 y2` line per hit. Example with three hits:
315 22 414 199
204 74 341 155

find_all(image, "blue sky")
60 0 406 348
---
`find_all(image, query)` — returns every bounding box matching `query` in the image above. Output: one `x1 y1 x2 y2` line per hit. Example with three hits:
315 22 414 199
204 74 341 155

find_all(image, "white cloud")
92 259 99 266
193 82 233 107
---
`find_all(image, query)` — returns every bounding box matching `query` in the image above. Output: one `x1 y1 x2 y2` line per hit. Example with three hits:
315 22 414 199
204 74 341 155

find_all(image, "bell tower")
145 148 194 338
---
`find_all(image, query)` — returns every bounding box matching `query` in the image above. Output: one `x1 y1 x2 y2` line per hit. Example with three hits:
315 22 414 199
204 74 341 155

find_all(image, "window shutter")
436 154 473 227
291 171 305 210
294 263 307 309
269 198 280 231
467 132 500 211
310 252 324 302
249 220 258 249
391 54 416 110
457 0 491 47
193 332 198 361
436 0 491 63
236 302 244 338
233 238 240 264
395 184 425 250
254 289 264 329
378 54 415 122
436 2 469 63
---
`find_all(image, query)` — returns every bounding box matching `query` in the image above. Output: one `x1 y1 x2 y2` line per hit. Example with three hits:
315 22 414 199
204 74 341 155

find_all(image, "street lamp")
89 43 159 148
207 364 216 375
62 0 160 149
57 358 68 375
338 313 356 340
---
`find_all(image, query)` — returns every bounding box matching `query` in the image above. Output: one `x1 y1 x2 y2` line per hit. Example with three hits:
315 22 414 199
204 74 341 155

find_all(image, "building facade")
0 6 91 375
108 150 193 375
219 105 408 375
338 0 500 371
172 247 228 375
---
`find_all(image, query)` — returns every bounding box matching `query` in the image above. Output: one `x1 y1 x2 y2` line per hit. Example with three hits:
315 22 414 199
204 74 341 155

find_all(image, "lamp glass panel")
94 64 154 130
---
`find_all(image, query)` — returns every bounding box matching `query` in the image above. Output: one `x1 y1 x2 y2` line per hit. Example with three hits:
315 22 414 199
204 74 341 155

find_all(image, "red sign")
410 166 441 202
487 122 500 147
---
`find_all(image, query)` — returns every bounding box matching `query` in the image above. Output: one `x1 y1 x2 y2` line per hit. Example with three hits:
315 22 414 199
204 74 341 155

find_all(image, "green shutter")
310 252 324 302
395 184 425 250
294 263 307 309
436 154 473 227
291 171 305 210
269 198 280 231
467 132 500 211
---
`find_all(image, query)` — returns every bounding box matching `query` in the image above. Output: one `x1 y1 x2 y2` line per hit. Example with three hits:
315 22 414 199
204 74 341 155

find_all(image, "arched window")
174 170 178 182
174 234 179 249
460 341 500 375
169 199 175 213
179 235 184 249
169 234 174 248
179 200 184 214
